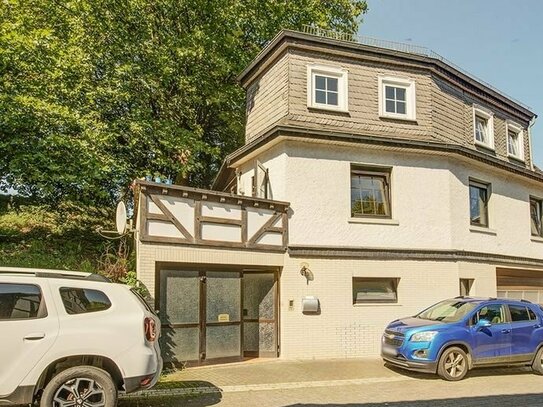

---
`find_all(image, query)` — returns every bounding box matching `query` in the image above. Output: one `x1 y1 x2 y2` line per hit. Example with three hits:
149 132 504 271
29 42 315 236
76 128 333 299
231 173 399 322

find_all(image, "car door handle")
501 329 511 334
24 333 45 340
534 324 541 329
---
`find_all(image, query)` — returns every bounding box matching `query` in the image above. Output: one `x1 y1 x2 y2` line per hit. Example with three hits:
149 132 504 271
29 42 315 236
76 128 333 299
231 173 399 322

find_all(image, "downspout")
528 116 537 171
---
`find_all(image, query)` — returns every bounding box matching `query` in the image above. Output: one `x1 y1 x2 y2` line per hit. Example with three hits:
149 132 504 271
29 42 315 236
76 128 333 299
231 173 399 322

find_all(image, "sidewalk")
123 357 424 399
120 358 543 407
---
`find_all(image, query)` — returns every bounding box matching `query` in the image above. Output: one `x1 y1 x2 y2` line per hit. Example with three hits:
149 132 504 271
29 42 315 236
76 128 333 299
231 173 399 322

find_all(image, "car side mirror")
475 319 491 330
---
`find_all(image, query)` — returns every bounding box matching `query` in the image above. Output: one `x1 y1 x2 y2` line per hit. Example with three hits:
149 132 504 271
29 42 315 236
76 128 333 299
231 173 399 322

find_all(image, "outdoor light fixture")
300 262 314 283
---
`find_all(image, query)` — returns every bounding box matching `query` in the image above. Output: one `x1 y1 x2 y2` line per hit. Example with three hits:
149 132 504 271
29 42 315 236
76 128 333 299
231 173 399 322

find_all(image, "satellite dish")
116 201 127 235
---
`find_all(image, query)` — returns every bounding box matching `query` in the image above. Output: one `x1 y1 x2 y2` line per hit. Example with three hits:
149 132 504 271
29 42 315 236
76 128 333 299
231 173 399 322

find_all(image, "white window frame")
472 105 495 150
506 120 524 161
307 64 348 112
378 75 416 121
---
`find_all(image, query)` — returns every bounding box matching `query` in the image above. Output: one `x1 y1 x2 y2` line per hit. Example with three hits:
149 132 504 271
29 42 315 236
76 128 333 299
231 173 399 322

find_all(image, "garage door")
497 268 543 304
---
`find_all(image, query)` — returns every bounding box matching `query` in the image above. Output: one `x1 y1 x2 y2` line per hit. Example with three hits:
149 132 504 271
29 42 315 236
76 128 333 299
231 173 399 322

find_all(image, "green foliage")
0 0 367 205
0 204 110 270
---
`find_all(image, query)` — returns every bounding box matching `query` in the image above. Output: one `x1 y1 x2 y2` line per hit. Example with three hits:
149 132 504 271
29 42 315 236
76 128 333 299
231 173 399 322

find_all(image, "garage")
497 267 543 304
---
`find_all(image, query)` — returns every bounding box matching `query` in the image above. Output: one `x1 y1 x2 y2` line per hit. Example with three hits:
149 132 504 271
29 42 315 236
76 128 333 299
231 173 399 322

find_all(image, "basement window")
353 278 399 304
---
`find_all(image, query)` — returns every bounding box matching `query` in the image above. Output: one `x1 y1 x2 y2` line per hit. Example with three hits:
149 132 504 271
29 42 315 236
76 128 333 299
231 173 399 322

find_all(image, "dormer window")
506 121 524 161
378 76 416 121
473 106 494 150
307 65 348 112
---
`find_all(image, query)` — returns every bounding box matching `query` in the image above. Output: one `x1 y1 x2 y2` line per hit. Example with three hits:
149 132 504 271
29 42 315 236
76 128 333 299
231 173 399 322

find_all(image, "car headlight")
411 331 438 342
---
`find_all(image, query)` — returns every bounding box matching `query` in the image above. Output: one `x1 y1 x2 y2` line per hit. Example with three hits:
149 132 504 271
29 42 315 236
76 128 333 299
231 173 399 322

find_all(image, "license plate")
382 345 397 356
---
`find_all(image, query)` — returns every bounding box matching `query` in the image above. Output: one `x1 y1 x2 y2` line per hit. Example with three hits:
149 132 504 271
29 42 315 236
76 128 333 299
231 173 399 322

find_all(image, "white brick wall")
279 256 495 359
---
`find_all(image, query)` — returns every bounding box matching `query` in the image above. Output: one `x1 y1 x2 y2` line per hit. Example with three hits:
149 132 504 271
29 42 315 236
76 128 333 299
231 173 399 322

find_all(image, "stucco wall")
238 139 543 259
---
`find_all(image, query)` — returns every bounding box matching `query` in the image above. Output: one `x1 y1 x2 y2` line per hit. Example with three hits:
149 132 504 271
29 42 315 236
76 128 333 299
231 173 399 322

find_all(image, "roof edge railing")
300 25 532 112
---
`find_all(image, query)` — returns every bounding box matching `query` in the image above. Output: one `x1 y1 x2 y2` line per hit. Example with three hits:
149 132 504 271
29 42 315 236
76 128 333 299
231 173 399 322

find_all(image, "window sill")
349 217 399 225
508 154 525 163
354 303 401 307
531 236 543 243
474 141 495 151
469 225 497 236
379 114 417 123
308 104 349 114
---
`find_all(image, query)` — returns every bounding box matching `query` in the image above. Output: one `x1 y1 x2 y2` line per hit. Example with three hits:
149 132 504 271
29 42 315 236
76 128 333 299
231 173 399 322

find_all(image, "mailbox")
301 296 319 313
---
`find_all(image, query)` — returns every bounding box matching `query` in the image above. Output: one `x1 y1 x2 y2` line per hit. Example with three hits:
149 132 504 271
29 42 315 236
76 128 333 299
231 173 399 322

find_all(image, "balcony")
135 181 289 251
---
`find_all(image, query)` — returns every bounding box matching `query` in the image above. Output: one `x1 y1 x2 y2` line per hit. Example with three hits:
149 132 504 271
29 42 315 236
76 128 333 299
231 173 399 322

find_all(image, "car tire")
531 347 543 374
40 366 117 407
437 346 469 381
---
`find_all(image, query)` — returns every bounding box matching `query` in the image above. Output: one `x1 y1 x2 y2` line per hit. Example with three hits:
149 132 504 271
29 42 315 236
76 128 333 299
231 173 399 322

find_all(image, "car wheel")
437 346 469 381
40 366 117 407
531 347 543 374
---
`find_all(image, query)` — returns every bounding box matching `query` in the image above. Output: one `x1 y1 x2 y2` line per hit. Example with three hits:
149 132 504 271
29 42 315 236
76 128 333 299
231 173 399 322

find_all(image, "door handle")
24 333 45 340
501 329 511 334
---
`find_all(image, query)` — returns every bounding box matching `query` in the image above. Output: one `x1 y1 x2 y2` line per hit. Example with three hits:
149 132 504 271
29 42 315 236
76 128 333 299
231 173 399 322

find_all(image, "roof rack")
520 299 532 304
0 268 110 283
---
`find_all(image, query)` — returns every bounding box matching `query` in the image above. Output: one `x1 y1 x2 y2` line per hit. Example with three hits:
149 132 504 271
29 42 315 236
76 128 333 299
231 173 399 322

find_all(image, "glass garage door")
159 269 242 365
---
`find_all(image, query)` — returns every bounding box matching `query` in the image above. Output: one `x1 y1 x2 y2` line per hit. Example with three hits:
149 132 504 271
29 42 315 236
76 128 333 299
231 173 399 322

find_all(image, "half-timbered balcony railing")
136 180 289 251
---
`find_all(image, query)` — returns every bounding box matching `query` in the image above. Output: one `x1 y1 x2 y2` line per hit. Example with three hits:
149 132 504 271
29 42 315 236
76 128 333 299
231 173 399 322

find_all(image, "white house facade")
135 29 543 365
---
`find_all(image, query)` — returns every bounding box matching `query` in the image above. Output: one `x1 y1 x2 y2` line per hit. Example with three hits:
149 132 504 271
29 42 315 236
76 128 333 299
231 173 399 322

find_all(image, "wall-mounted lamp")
300 262 314 284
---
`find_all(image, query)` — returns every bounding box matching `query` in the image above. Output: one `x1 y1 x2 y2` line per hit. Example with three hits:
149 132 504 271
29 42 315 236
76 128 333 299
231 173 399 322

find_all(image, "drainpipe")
528 116 537 171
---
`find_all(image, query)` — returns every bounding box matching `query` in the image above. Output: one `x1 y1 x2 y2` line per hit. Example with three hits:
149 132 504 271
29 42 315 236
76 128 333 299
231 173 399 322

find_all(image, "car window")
528 308 537 321
59 287 111 315
0 283 47 320
417 300 477 322
509 305 531 322
473 304 506 325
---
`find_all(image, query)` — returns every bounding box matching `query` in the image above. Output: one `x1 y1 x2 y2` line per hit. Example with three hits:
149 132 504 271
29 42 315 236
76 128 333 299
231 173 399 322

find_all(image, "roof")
0 267 110 282
238 29 536 120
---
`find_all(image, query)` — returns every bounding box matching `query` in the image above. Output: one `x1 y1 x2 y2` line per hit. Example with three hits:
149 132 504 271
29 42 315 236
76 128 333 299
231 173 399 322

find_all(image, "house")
134 28 542 366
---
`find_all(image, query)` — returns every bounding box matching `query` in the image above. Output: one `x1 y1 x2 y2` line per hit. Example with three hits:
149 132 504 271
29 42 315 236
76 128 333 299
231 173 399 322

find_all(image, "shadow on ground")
285 393 543 407
384 362 536 380
118 381 221 407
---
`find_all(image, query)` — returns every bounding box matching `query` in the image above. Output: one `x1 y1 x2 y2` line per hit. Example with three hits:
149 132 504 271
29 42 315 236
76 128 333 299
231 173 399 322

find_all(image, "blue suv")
381 297 543 380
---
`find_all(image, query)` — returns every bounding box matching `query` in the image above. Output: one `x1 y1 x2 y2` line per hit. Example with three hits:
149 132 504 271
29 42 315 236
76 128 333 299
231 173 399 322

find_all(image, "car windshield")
416 300 477 322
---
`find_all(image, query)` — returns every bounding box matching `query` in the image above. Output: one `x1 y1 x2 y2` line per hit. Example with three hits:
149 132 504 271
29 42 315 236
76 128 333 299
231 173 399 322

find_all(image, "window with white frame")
506 121 524 160
307 65 348 111
252 161 268 199
473 106 494 149
378 76 416 120
530 197 542 237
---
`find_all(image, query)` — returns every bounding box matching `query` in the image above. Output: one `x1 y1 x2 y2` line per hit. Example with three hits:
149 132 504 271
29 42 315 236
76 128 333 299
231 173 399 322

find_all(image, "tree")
0 0 367 206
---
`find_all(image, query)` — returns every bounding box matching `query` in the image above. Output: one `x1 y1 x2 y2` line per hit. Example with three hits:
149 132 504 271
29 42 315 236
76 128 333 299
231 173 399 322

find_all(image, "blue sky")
359 0 543 167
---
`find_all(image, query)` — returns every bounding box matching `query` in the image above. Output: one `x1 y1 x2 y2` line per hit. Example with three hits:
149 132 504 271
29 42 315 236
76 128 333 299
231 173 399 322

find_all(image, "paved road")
120 358 543 407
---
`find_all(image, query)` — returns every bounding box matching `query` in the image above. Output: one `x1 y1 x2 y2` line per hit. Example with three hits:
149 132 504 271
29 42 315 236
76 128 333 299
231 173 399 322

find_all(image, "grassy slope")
0 204 112 272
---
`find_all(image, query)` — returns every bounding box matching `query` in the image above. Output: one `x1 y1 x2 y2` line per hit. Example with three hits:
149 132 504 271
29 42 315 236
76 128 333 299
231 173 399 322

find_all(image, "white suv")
0 267 162 406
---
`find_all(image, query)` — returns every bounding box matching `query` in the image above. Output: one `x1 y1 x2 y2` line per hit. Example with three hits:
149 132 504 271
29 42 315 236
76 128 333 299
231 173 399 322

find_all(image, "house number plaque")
218 314 230 322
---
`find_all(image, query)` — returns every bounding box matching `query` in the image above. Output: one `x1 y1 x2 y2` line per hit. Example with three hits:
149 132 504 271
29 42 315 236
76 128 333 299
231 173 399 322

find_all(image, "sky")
358 0 543 167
